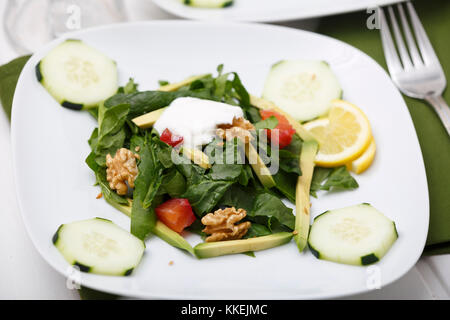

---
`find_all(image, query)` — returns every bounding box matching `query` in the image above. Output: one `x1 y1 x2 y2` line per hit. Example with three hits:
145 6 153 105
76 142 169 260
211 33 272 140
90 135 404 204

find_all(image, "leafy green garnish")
254 116 278 130
245 223 271 238
249 192 295 231
209 164 242 181
219 184 255 213
206 138 247 182
218 184 295 231
279 134 302 174
242 251 256 258
245 105 262 123
310 166 359 197
159 168 187 198
104 66 251 121
321 166 359 191
130 136 164 240
272 170 297 203
96 169 129 206
92 102 130 167
182 180 233 216
118 78 139 94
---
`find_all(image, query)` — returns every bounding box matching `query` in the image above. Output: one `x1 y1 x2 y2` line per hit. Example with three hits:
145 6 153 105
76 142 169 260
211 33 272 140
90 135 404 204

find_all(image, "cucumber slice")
262 60 342 122
53 218 145 276
184 0 233 8
308 204 398 266
37 39 118 110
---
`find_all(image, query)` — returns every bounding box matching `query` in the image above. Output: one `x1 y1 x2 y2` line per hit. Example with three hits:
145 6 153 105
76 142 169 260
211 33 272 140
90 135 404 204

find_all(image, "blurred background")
2 0 318 60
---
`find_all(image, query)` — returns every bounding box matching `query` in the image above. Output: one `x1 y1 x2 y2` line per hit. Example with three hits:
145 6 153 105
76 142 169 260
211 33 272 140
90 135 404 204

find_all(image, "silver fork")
379 1 450 136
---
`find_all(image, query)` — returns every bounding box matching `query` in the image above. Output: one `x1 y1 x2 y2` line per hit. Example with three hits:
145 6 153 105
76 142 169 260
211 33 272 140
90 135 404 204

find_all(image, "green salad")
38 40 397 277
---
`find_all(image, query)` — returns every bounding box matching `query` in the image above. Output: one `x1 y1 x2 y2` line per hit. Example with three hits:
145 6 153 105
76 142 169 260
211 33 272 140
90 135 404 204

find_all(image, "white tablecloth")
0 0 448 300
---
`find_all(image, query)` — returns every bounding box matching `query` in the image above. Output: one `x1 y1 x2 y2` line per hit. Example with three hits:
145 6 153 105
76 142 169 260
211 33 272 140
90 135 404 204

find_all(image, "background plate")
152 0 405 22
11 21 428 299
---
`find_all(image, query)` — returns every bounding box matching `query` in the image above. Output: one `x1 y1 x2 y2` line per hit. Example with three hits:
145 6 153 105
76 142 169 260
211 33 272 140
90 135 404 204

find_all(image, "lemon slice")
346 137 376 174
303 100 372 167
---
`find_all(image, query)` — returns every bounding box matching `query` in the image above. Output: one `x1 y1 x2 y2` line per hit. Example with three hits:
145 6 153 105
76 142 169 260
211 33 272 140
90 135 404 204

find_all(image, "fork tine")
387 6 413 70
406 2 439 66
379 7 403 75
397 3 423 66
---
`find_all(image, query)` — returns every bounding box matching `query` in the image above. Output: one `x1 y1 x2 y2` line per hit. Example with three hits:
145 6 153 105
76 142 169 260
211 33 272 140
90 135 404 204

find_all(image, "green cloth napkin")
318 0 450 255
0 55 31 118
1 0 448 299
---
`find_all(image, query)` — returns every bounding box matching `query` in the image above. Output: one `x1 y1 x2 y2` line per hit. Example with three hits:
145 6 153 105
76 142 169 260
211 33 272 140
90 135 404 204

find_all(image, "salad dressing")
154 97 243 148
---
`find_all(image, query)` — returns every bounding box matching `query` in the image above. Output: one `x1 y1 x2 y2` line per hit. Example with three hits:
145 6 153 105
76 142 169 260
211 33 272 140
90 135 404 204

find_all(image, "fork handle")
425 95 450 136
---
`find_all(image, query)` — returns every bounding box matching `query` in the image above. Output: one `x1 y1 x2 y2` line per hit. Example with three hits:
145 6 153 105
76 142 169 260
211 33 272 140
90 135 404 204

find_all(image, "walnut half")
201 207 251 242
216 117 255 143
106 148 140 195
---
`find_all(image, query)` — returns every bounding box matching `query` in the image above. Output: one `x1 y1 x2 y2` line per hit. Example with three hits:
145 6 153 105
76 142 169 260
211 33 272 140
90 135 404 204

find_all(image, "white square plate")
11 21 428 299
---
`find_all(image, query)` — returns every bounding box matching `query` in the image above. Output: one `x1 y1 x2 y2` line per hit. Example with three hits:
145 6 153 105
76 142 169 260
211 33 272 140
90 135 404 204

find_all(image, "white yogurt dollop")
154 97 243 148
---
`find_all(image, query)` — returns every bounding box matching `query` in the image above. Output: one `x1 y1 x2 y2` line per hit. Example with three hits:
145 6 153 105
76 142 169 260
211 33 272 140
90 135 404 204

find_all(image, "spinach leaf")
187 75 214 91
218 184 255 213
237 164 254 186
321 166 359 191
278 151 301 176
129 134 145 152
176 157 206 185
159 168 187 198
93 102 130 166
184 67 250 108
95 169 129 206
131 137 164 239
278 133 302 175
249 192 295 231
272 170 297 203
245 223 271 238
153 138 174 169
209 164 242 181
87 108 98 120
254 116 278 130
230 72 250 108
118 78 139 94
131 199 156 241
136 138 164 208
245 105 262 123
105 90 214 120
178 139 236 215
86 128 99 172
213 71 228 100
182 180 233 216
265 133 301 200
219 185 295 231
105 65 252 122
217 64 224 75
310 167 333 197
310 166 359 197
242 251 256 258
284 133 302 154
186 219 206 237
207 139 246 182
